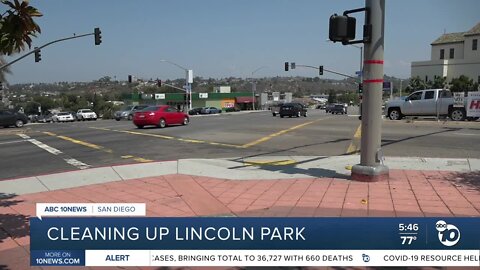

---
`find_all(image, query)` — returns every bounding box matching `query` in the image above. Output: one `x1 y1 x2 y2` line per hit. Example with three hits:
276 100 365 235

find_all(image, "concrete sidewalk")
1 155 480 269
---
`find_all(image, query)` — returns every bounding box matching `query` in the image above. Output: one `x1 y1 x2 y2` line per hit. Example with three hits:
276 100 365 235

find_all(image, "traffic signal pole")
0 30 100 71
351 0 389 181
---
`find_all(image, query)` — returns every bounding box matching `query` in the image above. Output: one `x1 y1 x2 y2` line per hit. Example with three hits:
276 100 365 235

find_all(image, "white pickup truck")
385 89 476 121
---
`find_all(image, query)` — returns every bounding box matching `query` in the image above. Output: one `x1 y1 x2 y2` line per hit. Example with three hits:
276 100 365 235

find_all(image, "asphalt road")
0 108 479 180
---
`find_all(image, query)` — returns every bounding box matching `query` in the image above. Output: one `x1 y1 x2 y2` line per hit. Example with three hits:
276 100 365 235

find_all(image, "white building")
411 22 480 83
213 86 231 93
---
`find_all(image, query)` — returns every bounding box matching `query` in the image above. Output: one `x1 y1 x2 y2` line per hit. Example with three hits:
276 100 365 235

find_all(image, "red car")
133 105 189 129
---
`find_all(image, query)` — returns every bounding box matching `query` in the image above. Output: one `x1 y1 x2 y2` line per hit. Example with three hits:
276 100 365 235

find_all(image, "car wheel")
280 115 284 118
15 120 24 128
304 112 307 117
182 117 189 125
450 108 465 121
128 115 133 120
388 109 402 120
158 118 166 128
115 118 120 121
272 112 276 116
136 125 144 129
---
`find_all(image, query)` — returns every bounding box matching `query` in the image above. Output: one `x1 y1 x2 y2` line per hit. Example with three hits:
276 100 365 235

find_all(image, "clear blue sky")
4 0 480 84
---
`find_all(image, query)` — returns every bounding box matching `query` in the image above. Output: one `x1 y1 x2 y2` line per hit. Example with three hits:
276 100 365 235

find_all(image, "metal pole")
351 0 389 181
399 79 402 98
252 82 256 110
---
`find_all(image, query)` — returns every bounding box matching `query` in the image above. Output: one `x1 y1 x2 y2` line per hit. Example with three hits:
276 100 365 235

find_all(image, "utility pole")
351 0 389 181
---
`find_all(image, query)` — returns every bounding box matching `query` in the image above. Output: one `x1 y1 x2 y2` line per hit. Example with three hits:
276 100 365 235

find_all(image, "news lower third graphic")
30 203 480 267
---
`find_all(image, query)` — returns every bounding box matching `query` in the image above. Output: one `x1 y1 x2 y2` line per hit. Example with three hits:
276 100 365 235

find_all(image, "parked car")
279 103 307 118
133 105 189 129
330 104 347 114
188 107 204 115
316 104 326 110
76 109 97 121
52 112 75 122
114 105 149 120
201 107 222 114
37 113 54 123
225 107 240 112
0 110 28 128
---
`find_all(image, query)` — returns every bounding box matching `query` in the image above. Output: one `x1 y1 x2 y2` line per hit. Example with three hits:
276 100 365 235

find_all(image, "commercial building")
411 22 480 83
259 92 293 110
133 92 255 111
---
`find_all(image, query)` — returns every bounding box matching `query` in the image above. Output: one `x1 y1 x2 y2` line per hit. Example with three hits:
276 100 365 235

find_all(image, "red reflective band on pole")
364 60 384 64
363 79 384 84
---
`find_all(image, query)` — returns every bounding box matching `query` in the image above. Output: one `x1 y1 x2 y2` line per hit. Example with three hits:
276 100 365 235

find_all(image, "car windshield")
58 112 70 116
123 106 133 111
82 109 93 113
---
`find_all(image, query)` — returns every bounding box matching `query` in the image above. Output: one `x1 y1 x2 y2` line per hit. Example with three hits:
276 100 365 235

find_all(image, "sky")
3 0 480 84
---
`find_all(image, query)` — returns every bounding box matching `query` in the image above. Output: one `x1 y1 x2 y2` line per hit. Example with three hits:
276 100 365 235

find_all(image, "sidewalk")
1 155 480 270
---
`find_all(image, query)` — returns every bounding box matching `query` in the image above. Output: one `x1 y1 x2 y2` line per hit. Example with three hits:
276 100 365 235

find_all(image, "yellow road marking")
346 124 362 154
241 119 326 148
43 131 56 136
244 159 297 166
90 127 243 149
42 132 153 163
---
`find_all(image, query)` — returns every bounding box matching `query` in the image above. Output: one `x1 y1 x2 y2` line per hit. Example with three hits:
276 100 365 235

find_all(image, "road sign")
382 81 391 89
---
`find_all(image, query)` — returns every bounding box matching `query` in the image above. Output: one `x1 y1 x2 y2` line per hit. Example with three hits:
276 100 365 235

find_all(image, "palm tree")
0 0 42 81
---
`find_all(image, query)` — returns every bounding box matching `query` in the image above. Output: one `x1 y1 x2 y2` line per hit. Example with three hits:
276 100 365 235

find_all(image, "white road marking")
27 138 63 155
17 134 91 170
0 139 27 145
64 158 91 169
453 133 478 136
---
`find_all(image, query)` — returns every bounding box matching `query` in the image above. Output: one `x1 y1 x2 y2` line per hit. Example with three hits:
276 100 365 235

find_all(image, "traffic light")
34 47 41 62
358 83 363 94
94 27 102 45
0 81 3 90
157 79 162 87
284 62 289 71
329 14 356 43
319 65 323 75
128 75 132 83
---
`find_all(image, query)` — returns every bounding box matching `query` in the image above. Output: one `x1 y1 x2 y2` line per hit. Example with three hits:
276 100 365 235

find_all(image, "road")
1 108 479 180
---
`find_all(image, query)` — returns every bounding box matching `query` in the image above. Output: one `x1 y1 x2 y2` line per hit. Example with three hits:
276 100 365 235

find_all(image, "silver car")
114 105 149 121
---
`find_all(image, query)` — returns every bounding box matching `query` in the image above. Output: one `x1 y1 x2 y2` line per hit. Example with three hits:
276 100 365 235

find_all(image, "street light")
160 59 193 111
251 66 268 110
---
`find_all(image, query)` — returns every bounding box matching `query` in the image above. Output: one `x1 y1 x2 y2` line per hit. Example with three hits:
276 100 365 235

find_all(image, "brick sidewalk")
1 169 479 270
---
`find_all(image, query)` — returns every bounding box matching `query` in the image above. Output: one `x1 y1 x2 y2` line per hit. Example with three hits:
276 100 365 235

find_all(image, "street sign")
155 93 165 100
199 93 208 99
382 81 391 89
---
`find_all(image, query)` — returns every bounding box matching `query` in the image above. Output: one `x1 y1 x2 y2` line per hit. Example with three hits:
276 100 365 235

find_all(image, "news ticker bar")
31 250 480 267
30 217 480 250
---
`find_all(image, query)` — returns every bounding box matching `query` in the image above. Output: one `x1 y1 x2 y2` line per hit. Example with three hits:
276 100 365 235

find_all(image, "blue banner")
30 217 480 251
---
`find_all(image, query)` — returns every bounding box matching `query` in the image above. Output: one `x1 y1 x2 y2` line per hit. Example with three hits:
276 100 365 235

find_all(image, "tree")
0 0 43 56
450 75 477 93
328 90 336 103
431 76 447 89
1 0 42 83
408 76 427 91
